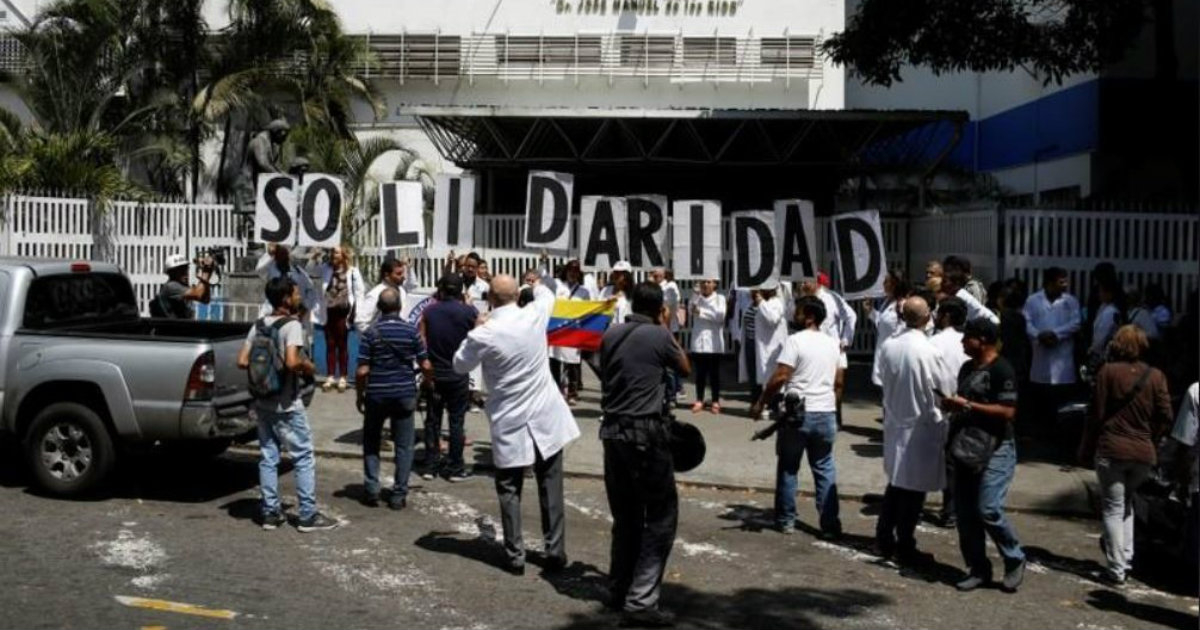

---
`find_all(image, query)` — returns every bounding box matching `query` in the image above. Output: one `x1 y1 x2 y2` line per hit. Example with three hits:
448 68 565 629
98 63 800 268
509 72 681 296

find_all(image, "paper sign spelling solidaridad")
625 194 670 268
255 173 344 248
774 199 818 281
432 174 475 251
671 200 722 280
579 196 627 271
830 209 888 300
379 181 426 250
732 211 778 289
524 171 574 252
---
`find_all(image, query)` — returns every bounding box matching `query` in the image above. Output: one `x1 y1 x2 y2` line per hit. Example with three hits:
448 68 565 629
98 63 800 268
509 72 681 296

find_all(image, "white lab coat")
310 264 366 327
956 288 1000 325
453 285 581 469
930 327 969 382
817 287 858 349
877 328 957 493
754 296 789 384
355 282 408 334
1023 290 1082 385
870 300 903 387
661 280 682 333
690 292 727 354
599 286 630 326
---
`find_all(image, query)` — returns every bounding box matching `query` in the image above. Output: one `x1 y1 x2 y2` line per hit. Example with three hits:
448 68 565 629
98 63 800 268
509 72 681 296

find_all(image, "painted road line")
115 596 238 620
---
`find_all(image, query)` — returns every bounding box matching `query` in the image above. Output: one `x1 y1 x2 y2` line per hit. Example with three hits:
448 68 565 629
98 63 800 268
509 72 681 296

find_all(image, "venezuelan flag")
547 299 614 351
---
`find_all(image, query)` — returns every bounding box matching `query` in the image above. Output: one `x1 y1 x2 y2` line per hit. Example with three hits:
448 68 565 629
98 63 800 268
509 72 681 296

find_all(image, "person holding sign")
689 277 727 415
256 244 318 342
753 281 789 421
355 259 410 334
801 273 857 427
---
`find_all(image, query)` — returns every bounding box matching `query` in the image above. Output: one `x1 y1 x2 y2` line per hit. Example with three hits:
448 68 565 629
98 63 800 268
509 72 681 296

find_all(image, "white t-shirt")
775 329 841 413
930 327 969 382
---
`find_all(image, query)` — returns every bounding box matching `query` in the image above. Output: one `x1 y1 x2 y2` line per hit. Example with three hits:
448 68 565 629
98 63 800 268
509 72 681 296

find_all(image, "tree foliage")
824 0 1151 86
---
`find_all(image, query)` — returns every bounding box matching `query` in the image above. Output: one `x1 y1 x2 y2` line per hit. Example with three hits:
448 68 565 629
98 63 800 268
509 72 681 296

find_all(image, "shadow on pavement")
850 443 884 458
414 530 512 574
557 584 893 630
0 435 268 504
838 424 883 442
1023 544 1107 586
1086 589 1197 630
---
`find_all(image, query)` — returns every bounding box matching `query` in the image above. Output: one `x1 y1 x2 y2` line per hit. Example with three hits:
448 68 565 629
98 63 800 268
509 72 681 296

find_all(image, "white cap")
758 278 780 290
612 260 632 272
163 253 189 274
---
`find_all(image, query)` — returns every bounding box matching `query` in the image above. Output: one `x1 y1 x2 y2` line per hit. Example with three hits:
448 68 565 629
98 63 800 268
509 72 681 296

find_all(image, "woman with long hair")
1078 325 1173 585
315 245 366 392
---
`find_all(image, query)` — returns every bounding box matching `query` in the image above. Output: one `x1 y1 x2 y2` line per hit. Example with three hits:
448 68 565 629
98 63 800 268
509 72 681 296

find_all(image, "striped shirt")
357 314 427 403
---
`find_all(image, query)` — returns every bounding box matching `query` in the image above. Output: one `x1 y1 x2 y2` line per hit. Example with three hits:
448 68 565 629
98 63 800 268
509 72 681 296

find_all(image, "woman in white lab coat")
689 278 727 414
864 271 911 388
752 281 789 419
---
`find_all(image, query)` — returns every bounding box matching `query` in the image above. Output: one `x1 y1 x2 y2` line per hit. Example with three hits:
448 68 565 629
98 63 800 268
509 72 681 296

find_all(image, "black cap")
438 273 464 293
963 317 1000 344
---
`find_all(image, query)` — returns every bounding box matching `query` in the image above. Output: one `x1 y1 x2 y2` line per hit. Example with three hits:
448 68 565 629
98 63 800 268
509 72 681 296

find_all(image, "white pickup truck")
0 258 256 496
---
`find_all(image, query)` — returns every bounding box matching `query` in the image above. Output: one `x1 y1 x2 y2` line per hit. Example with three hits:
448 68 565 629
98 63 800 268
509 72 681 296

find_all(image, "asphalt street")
0 446 1195 630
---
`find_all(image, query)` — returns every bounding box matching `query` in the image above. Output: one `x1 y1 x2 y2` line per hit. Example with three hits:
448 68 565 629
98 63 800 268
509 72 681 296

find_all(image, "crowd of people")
182 242 1200 627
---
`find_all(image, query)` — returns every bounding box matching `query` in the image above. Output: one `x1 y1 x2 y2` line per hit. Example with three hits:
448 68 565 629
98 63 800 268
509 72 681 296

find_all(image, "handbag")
948 421 999 474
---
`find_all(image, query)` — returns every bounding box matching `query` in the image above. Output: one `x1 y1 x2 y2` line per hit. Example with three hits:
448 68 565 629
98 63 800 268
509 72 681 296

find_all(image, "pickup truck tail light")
185 351 215 402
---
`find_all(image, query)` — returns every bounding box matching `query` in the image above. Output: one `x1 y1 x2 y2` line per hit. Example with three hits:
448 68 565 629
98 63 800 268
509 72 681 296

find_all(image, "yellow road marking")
115 596 238 620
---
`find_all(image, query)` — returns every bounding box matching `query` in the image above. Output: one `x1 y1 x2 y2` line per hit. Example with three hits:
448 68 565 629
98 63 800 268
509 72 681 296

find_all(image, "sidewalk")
266 364 1100 518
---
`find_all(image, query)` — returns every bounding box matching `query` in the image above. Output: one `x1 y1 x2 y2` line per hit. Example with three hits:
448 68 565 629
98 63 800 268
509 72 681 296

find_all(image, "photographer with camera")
151 253 214 319
751 295 843 539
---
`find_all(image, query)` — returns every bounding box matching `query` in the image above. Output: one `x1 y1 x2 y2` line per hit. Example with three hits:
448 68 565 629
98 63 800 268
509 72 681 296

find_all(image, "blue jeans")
363 397 416 499
425 378 469 474
774 411 841 533
257 408 317 521
954 439 1026 577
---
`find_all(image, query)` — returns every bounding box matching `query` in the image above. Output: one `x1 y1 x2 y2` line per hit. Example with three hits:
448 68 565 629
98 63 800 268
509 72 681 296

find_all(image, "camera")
751 392 806 441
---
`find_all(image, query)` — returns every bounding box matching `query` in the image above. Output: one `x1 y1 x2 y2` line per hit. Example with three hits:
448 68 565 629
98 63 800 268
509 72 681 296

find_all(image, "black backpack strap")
1104 365 1154 422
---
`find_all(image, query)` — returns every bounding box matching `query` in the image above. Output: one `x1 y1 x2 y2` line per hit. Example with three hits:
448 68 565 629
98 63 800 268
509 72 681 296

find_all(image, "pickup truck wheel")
26 403 115 497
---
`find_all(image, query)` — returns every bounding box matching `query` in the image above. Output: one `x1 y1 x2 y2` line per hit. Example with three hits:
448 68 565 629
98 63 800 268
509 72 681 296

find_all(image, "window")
23 273 138 329
619 35 676 68
760 37 816 68
681 37 736 67
369 34 461 78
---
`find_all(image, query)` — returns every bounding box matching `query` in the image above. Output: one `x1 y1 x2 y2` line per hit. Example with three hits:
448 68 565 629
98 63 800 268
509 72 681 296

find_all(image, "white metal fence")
1 193 1195 354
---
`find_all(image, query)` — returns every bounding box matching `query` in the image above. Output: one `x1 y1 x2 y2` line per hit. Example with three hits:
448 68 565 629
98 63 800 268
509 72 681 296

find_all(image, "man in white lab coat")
875 297 957 567
453 274 580 576
929 296 970 528
753 281 790 420
1021 267 1082 440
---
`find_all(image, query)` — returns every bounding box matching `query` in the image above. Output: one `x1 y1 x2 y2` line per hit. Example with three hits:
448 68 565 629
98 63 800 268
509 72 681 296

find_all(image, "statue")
233 119 290 240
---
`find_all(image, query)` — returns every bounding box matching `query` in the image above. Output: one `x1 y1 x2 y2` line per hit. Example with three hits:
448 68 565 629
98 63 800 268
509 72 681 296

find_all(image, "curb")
230 445 1098 520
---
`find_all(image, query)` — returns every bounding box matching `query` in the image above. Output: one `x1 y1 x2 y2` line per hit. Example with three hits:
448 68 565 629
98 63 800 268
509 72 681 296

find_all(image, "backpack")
247 317 293 399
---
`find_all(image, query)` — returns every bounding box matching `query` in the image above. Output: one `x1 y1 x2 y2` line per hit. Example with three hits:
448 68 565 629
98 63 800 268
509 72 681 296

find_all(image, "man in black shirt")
152 253 212 319
419 274 478 482
599 282 690 628
941 318 1027 593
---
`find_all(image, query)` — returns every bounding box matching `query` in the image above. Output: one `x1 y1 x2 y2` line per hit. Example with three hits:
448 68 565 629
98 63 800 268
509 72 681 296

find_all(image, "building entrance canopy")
415 107 967 210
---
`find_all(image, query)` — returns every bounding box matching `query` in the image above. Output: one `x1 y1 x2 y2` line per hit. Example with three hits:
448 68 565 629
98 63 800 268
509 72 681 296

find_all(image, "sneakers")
259 511 286 530
1001 560 1026 592
777 522 795 536
446 470 474 483
336 377 348 393
619 608 676 628
321 379 334 392
296 512 341 532
420 470 439 481
955 575 992 592
388 495 407 511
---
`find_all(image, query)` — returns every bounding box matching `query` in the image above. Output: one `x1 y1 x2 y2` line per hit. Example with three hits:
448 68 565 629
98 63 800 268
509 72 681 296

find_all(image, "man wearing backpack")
356 287 433 510
238 276 339 532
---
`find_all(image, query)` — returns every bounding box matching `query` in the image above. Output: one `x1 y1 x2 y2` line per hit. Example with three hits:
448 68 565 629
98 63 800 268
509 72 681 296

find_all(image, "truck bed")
22 317 252 342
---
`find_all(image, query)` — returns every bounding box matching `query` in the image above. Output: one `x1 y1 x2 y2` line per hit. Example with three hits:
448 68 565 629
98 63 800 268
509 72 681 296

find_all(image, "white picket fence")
0 193 1195 355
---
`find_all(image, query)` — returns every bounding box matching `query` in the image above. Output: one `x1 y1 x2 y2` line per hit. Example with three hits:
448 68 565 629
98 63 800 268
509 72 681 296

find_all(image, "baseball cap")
612 260 632 272
438 273 464 293
963 317 1000 344
163 253 189 274
817 271 831 288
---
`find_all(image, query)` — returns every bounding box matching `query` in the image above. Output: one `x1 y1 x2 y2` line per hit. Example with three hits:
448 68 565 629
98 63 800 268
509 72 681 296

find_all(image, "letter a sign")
775 199 818 281
524 171 573 253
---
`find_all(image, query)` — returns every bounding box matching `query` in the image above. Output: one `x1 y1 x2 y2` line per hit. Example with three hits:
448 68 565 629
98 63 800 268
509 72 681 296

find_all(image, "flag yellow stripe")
115 596 238 620
552 299 614 319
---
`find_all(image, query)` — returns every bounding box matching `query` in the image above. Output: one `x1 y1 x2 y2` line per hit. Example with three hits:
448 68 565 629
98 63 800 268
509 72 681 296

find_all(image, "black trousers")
875 484 927 557
604 438 678 613
692 353 722 403
493 446 565 567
